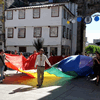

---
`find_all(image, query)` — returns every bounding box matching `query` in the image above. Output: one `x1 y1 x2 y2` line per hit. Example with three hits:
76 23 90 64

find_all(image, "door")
19 47 26 52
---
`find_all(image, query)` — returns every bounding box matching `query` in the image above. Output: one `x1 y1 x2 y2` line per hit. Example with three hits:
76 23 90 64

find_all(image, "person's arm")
45 56 52 67
95 58 100 64
34 56 38 68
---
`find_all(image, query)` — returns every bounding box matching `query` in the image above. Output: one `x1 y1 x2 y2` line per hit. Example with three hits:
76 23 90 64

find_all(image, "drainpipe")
71 22 73 55
61 7 63 56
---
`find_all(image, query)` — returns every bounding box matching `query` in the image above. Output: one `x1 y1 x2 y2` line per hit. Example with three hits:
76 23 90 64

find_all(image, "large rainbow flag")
5 54 94 80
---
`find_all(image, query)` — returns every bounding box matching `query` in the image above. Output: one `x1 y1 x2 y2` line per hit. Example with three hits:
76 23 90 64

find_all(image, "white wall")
27 46 36 53
71 22 77 55
5 26 62 46
5 7 62 27
5 6 62 47
7 46 19 52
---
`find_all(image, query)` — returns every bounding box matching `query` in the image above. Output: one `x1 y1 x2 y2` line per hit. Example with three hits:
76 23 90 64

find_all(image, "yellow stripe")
19 69 57 78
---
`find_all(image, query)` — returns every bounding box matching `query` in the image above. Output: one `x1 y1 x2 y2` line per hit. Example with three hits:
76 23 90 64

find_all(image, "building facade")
5 3 77 56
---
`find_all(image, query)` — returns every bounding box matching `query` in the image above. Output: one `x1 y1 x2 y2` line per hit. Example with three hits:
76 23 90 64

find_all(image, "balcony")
0 34 5 41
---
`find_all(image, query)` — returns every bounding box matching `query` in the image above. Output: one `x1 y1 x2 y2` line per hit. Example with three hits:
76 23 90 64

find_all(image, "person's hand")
93 57 97 60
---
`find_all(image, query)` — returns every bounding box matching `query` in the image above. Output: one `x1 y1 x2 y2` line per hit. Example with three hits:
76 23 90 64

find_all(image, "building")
0 0 5 50
5 2 78 56
93 39 100 44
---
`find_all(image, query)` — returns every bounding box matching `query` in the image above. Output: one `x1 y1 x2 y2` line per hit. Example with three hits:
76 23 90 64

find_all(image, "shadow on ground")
2 72 100 100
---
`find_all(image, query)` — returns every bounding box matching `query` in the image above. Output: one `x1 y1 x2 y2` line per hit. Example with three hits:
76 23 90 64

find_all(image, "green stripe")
45 66 78 78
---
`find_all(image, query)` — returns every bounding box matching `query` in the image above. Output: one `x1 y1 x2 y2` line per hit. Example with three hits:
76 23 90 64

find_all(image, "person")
10 51 12 54
35 48 52 88
33 50 37 54
14 50 18 55
20 52 23 55
0 49 6 83
93 51 100 86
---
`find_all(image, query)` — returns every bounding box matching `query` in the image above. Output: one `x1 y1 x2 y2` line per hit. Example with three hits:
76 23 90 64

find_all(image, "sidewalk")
0 70 100 100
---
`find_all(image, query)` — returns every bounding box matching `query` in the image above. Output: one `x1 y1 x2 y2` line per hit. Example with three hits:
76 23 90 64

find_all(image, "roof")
6 3 62 10
28 0 49 2
6 3 75 17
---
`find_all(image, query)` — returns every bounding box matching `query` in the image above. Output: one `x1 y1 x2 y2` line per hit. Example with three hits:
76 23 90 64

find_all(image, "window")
62 46 65 55
34 27 42 37
19 9 25 19
43 47 48 57
50 27 58 37
64 9 66 19
18 28 26 38
7 10 13 20
19 47 26 52
50 47 57 56
63 26 66 38
51 6 59 17
66 28 69 39
33 8 40 18
69 30 72 40
7 28 13 38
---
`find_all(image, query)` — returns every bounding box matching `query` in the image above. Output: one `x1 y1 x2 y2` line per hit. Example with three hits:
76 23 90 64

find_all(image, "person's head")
33 50 37 54
15 50 17 54
95 51 100 58
10 51 12 54
50 52 52 56
0 49 4 55
20 52 23 55
39 48 44 55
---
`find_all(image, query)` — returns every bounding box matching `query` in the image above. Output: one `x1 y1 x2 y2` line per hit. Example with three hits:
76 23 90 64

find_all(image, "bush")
85 45 100 54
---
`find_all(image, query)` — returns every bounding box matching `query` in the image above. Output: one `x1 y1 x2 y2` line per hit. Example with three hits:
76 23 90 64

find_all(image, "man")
14 50 18 55
35 48 52 88
33 50 37 54
0 49 6 83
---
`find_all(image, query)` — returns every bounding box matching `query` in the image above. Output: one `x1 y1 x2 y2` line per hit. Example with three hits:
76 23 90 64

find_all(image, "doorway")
19 47 26 52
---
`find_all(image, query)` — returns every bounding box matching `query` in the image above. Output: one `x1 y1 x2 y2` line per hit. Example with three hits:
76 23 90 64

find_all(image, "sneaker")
37 85 41 88
36 84 39 86
95 81 99 86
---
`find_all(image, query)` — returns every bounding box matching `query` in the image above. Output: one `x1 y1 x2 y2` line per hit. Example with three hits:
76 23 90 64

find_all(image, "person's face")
96 53 99 58
34 51 36 54
0 51 3 55
40 50 43 55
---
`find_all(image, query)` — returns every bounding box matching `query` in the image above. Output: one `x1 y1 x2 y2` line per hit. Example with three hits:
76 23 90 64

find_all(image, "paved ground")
0 70 100 100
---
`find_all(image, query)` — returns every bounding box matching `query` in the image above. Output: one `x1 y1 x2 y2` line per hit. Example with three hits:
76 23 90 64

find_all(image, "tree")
33 38 44 52
85 45 100 54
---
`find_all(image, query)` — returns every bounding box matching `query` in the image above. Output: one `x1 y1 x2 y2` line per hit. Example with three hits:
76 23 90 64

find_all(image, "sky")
86 12 100 43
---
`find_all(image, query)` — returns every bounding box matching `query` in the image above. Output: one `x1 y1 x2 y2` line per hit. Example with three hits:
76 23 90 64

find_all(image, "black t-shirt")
94 57 100 66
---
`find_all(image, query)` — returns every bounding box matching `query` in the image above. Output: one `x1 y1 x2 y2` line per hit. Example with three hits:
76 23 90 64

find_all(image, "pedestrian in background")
20 52 23 55
14 50 18 55
33 50 37 54
93 51 100 86
0 49 6 83
35 48 52 88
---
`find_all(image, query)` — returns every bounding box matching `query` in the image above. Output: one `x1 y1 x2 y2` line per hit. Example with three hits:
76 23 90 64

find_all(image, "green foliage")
85 45 100 54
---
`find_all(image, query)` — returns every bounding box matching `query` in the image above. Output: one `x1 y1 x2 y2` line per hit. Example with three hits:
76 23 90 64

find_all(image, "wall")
5 6 62 47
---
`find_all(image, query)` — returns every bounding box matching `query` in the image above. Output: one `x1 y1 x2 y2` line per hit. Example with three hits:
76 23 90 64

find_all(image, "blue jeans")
0 66 5 80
